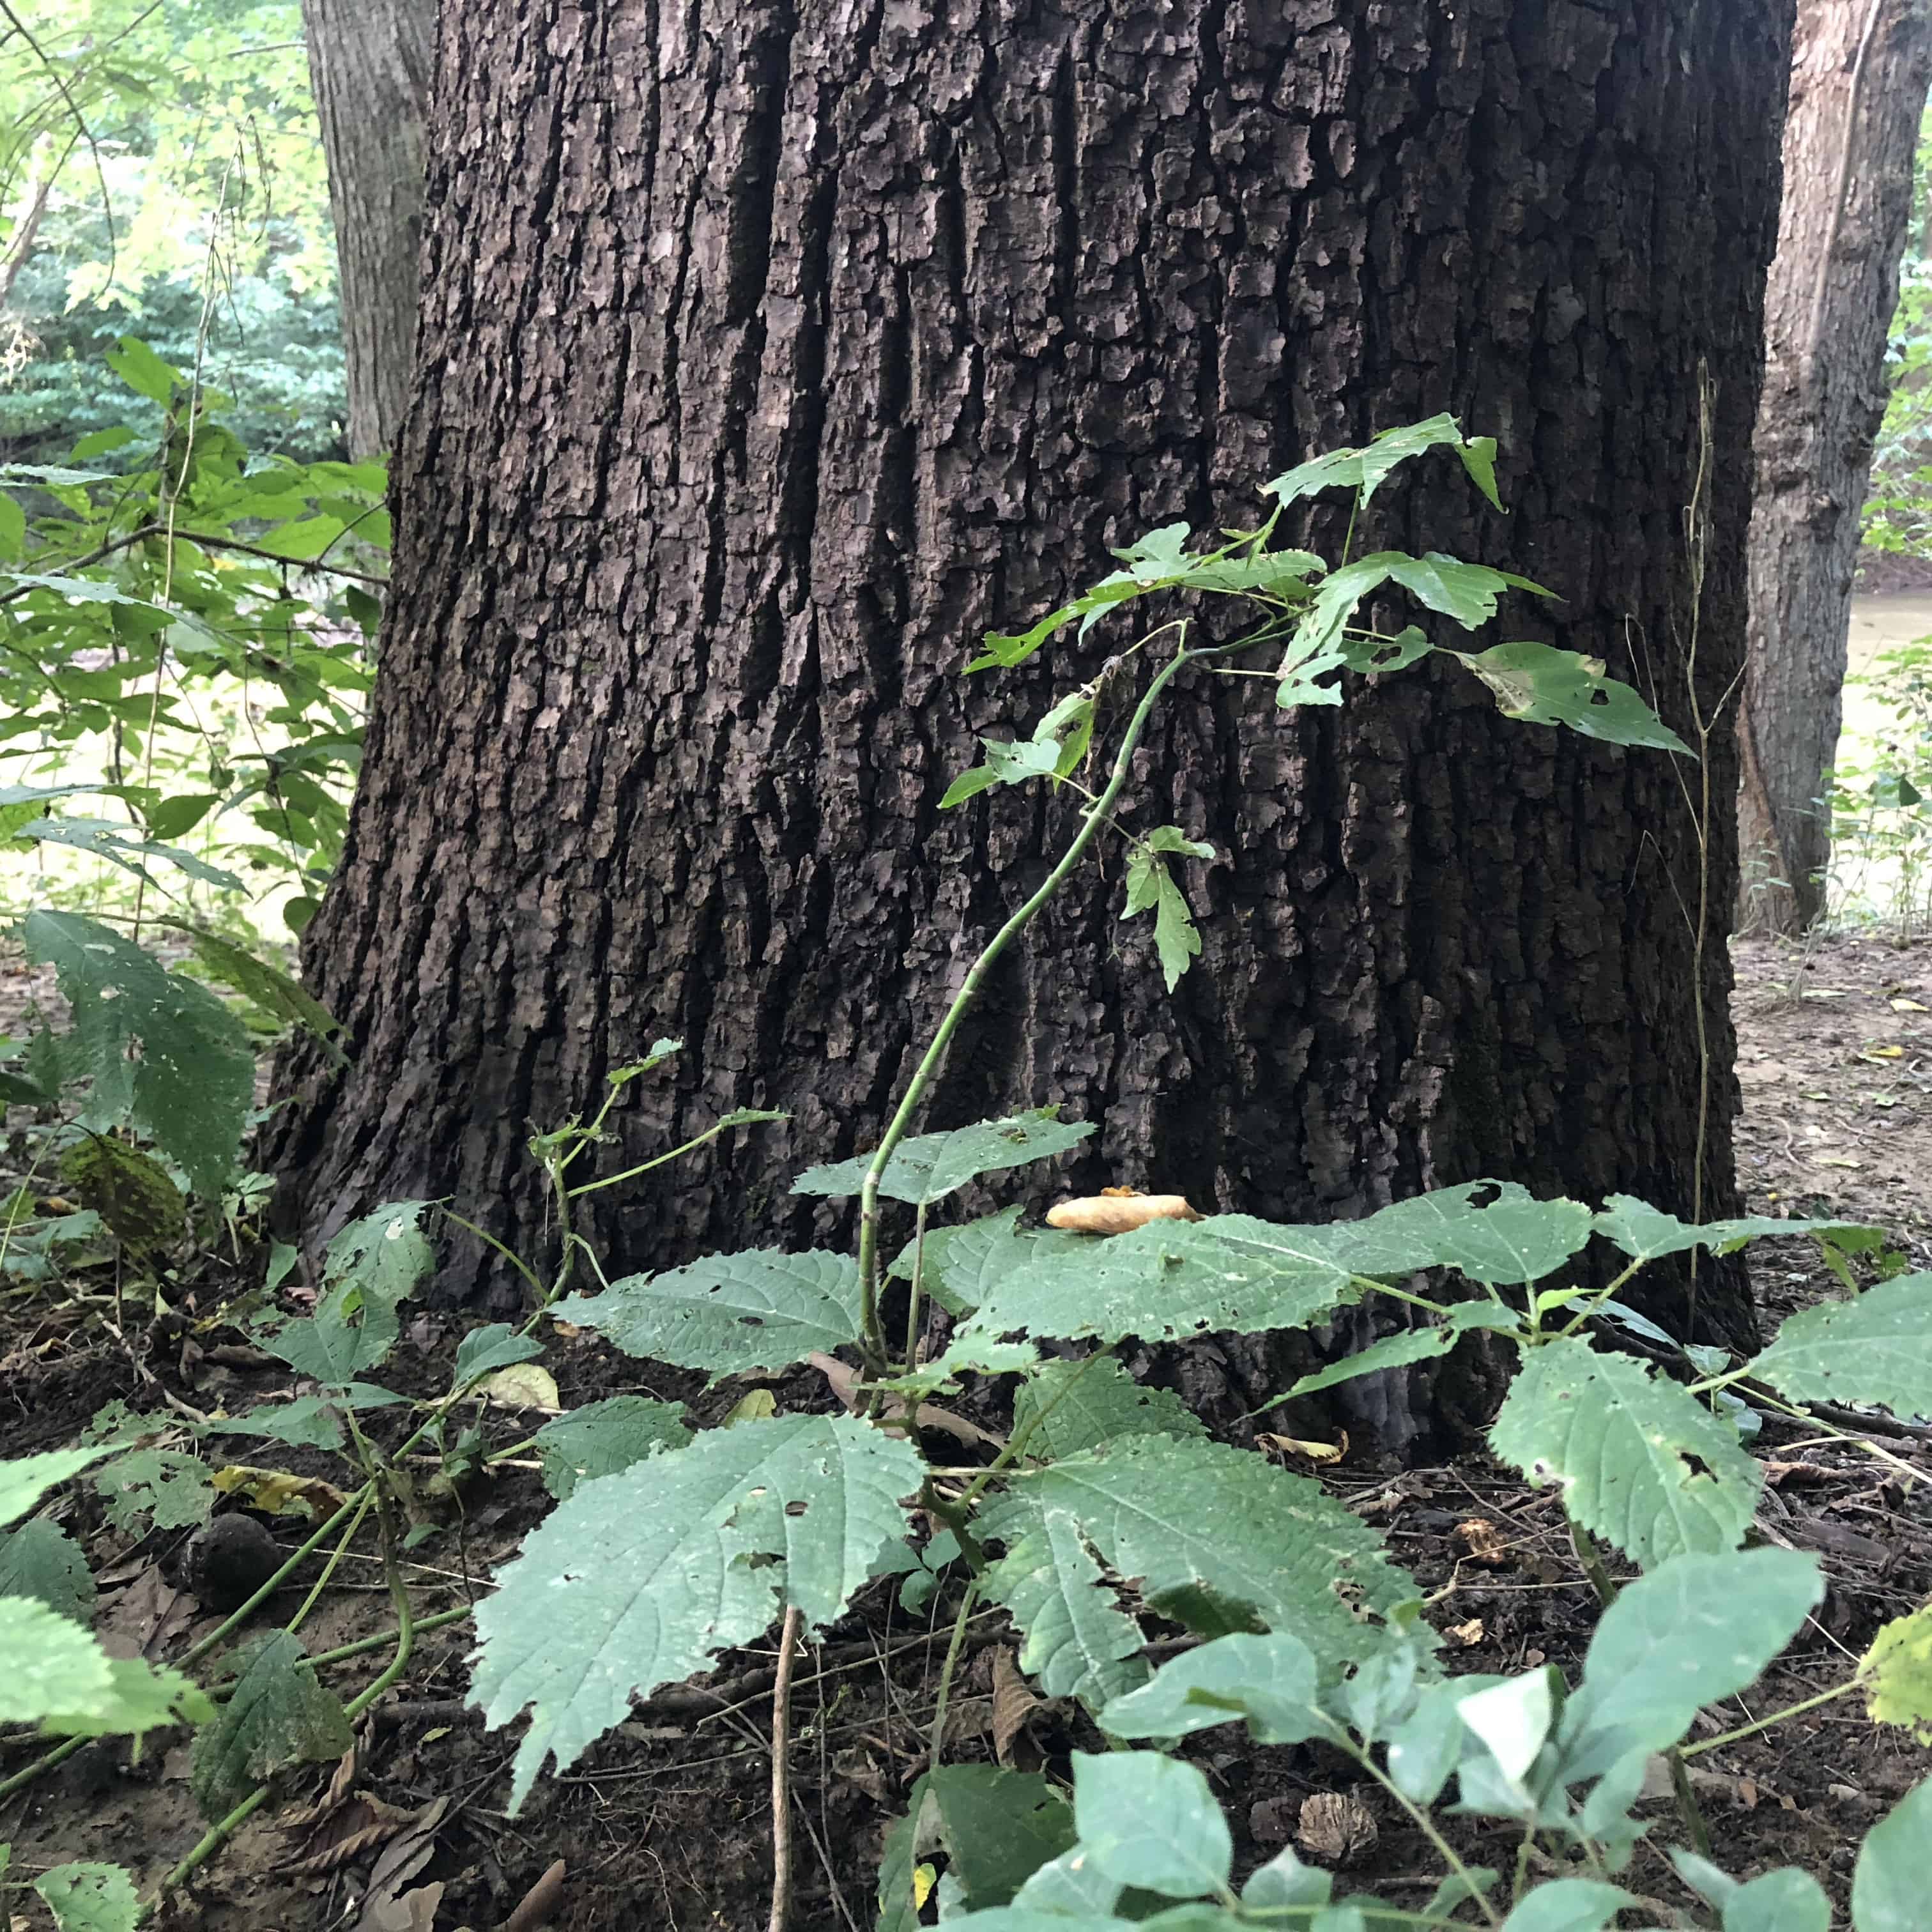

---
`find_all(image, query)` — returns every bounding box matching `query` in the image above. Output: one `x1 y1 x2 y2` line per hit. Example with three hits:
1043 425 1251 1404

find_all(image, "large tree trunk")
1738 0 1932 933
271 1 1791 1374
300 0 435 457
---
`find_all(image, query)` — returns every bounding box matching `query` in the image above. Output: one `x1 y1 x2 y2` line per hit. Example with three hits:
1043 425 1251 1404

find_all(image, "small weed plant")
4 422 1929 1930
1830 636 1932 937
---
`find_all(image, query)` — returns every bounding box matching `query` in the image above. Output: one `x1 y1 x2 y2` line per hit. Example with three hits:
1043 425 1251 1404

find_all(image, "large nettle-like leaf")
555 1248 865 1379
979 1434 1425 1705
190 1631 353 1820
790 1110 1094 1206
0 1595 210 1740
889 1207 1089 1317
1591 1195 1876 1266
1749 1272 1932 1420
529 1396 694 1503
470 1413 923 1809
0 1519 96 1622
22 910 256 1196
1009 1357 1208 1460
256 1201 433 1387
1490 1338 1762 1568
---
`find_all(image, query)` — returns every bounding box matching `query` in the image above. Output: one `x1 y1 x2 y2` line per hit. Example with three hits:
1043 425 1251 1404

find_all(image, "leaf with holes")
1592 1197 1876 1265
1490 1338 1762 1567
530 1397 694 1503
89 1449 213 1533
890 1208 1091 1317
22 910 255 1195
1457 641 1691 755
33 1863 141 1932
256 1202 433 1386
792 1111 1095 1207
470 1413 923 1810
555 1249 864 1378
190 1632 353 1820
1011 1358 1208 1460
1750 1273 1932 1420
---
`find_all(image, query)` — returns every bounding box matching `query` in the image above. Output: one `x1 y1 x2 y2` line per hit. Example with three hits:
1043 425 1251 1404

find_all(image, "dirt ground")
1 933 1928 1931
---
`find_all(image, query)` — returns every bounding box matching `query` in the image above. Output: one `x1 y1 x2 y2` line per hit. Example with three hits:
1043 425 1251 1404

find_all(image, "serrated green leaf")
868 1335 1039 1402
257 1202 433 1386
529 1396 694 1502
1073 1751 1231 1899
1489 1338 1762 1567
190 1631 353 1820
1497 1880 1635 1931
452 1323 545 1392
1457 641 1691 755
791 1110 1094 1206
0 1597 208 1739
1853 1779 1932 1930
59 1135 187 1247
891 1207 1077 1317
470 1413 923 1810
980 1434 1424 1682
1273 1303 1518 1407
0 1447 109 1528
201 1387 404 1452
1556 1549 1821 1784
0 1520 96 1622
33 1862 141 1932
22 911 255 1196
555 1248 863 1377
1011 1357 1208 1459
960 1215 1360 1348
1100 1631 1331 1746
160 922 344 1060
1858 1604 1932 1742
1751 1273 1932 1418
1723 1869 1830 1932
89 1448 213 1533
1592 1196 1875 1264
1327 1183 1593 1285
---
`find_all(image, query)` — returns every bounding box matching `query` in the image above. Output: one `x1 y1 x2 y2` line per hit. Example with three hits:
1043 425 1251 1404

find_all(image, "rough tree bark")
300 0 435 457
1738 0 1932 933
271 1 1793 1407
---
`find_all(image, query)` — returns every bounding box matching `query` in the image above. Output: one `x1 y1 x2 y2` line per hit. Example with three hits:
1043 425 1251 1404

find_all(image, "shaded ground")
1 935 1928 1931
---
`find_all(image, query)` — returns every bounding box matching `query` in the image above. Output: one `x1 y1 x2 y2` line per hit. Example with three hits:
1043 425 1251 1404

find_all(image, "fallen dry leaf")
807 1351 1004 1452
992 1646 1047 1771
1045 1192 1202 1233
1453 1517 1511 1565
211 1464 349 1519
1446 1618 1486 1648
477 1362 561 1411
1256 1431 1346 1465
501 1857 567 1932
1297 1791 1377 1864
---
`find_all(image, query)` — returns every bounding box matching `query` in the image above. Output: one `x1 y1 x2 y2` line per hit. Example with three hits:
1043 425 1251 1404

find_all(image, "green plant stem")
441 1207 546 1303
852 641 1210 1367
926 1576 981 1767
343 1503 415 1720
0 1734 84 1802
1339 1738 1504 1930
567 1117 756 1199
901 1202 929 1377
139 1782 272 1921
284 1483 374 1637
198 1605 474 1699
1678 1680 1857 1759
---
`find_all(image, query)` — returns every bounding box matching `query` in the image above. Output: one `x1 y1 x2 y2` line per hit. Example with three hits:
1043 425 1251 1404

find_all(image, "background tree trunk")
271 1 1792 1390
1738 0 1932 933
300 0 434 457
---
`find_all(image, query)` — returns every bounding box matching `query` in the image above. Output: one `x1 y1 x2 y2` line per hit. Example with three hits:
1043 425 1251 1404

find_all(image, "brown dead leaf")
95 1565 194 1659
358 1883 442 1932
501 1859 567 1932
283 1790 417 1876
1045 1192 1203 1234
210 1464 350 1520
1296 1791 1377 1865
349 1797 450 1931
991 1647 1047 1770
1453 1517 1511 1565
806 1351 1005 1452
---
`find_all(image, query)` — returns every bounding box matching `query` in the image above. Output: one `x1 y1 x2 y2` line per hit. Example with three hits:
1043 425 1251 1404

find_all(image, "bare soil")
1 933 1928 1931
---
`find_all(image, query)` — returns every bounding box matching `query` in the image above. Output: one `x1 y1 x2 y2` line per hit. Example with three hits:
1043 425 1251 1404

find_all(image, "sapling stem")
926 1576 981 1766
1678 1680 1857 1758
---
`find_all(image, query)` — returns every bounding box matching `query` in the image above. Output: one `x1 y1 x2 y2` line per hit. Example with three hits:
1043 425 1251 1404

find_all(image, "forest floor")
1 933 1929 1932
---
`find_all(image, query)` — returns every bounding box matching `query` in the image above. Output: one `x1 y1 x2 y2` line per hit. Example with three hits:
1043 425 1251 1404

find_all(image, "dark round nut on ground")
184 1512 282 1612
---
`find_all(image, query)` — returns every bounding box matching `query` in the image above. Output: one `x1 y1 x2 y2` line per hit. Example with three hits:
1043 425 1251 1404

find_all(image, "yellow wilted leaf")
1045 1192 1203 1234
1890 997 1929 1013
912 1864 938 1910
210 1465 349 1519
1256 1431 1346 1464
1859 1045 1904 1061
1859 1603 1932 1743
479 1363 561 1412
724 1389 778 1426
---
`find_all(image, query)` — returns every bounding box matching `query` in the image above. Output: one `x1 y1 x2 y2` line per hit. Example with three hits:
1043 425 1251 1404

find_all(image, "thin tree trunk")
1739 0 1932 933
299 0 434 458
271 1 1793 1392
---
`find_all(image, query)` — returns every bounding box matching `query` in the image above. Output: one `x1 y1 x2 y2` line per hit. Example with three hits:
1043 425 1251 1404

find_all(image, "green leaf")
1853 1779 1932 1930
1457 436 1503 510
106 336 183 403
13 817 246 894
1858 1604 1932 1742
1457 641 1692 755
1556 1549 1821 1782
1592 1196 1875 1264
0 1597 208 1740
530 1397 694 1503
22 911 256 1197
470 1413 923 1810
1124 834 1208 990
1073 1751 1231 1899
0 1520 96 1622
1497 1881 1635 1931
555 1249 864 1378
1100 1630 1332 1745
1489 1338 1763 1566
89 1449 213 1533
201 1387 404 1452
1014 1846 1129 1915
0 1447 109 1528
1385 1679 1496 1803
1271 1304 1518 1407
160 923 345 1059
1011 1357 1208 1459
1723 1870 1830 1932
1326 1182 1593 1285
189 1632 353 1820
33 1863 141 1932
452 1324 545 1392
1242 1848 1333 1910
935 1767 1077 1907
1458 1669 1558 1784
257 1202 433 1386
1262 415 1472 511
791 1110 1094 1206
960 1215 1360 1349
1750 1273 1932 1418
981 1505 1151 1709
891 1208 1091 1317
980 1434 1425 1682
142 793 220 840
60 1136 187 1247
